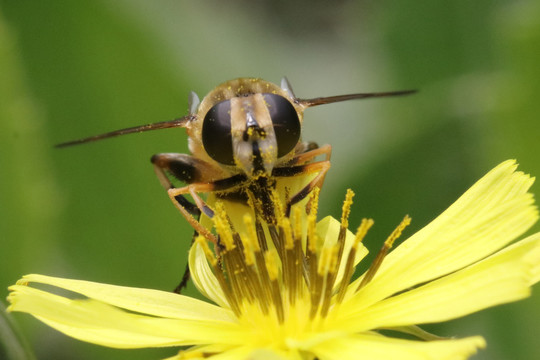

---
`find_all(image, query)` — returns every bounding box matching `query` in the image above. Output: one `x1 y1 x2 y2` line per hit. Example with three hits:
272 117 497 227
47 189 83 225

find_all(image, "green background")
1 1 539 359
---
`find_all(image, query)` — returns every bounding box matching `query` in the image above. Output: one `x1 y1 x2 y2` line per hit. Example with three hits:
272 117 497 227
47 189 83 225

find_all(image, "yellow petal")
15 274 234 322
340 233 540 331
316 216 369 288
189 240 230 308
8 285 244 348
352 160 538 309
164 345 254 360
310 333 485 360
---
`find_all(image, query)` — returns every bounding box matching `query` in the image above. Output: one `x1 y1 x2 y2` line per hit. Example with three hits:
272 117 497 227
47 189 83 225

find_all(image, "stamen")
357 215 411 291
238 231 270 314
196 236 240 315
244 214 273 313
309 250 324 318
335 218 374 303
243 214 261 252
240 231 256 266
202 187 410 326
335 190 355 281
271 189 286 224
306 186 320 255
310 246 336 318
309 187 320 218
291 204 310 289
306 214 318 254
320 245 339 318
292 218 306 302
255 220 269 252
280 217 293 297
292 206 303 242
340 189 355 229
222 240 250 304
265 248 280 281
212 202 235 251
306 212 319 300
265 249 284 322
268 225 284 261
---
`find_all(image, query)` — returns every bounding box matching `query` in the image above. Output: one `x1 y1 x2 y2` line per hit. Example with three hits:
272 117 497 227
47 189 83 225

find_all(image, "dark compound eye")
202 100 235 165
263 94 301 158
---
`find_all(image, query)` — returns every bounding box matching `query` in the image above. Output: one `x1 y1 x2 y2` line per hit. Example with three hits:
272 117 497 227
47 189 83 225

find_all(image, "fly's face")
188 78 303 179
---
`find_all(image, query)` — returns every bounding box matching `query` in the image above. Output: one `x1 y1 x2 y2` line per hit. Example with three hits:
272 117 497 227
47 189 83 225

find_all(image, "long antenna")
55 116 193 148
298 89 417 107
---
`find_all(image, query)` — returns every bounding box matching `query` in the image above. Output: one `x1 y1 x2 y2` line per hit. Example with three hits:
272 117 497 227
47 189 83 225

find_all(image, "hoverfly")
57 77 415 292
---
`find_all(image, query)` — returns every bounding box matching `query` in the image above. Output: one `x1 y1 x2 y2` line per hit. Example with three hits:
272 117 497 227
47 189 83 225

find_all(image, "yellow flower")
7 160 540 360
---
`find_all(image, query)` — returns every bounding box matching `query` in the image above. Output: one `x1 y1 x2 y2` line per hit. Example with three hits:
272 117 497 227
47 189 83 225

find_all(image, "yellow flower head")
7 160 540 360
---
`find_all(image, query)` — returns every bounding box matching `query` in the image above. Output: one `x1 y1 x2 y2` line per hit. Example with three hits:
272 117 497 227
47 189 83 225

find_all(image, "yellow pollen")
335 189 356 276
243 214 261 252
213 202 235 251
265 249 280 281
307 214 318 253
292 206 303 241
354 218 374 248
385 215 412 247
271 189 285 223
281 217 294 250
196 236 217 266
241 236 256 266
309 187 320 218
317 247 331 276
340 189 355 229
328 245 339 275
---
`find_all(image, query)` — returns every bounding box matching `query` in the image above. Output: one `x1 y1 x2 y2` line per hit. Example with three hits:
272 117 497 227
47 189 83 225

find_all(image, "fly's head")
188 78 304 179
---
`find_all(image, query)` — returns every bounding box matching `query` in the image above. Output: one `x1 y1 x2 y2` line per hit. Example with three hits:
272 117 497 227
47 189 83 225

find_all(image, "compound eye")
202 100 235 165
263 94 301 158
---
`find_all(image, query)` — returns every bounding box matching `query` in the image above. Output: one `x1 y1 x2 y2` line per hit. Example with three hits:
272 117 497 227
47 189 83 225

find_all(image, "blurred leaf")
0 303 36 360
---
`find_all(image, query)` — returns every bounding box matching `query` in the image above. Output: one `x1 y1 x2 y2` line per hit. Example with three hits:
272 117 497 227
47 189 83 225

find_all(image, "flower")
7 160 540 360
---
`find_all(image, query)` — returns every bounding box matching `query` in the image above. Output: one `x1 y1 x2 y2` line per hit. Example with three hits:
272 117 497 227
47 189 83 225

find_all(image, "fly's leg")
290 143 332 165
152 154 203 293
152 153 248 293
152 153 213 293
151 153 215 240
272 144 332 216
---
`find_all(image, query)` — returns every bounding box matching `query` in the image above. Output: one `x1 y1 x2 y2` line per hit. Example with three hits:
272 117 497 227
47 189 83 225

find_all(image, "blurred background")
1 0 539 359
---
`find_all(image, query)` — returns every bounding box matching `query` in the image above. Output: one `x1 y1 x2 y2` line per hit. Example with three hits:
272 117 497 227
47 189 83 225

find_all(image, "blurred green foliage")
1 1 539 359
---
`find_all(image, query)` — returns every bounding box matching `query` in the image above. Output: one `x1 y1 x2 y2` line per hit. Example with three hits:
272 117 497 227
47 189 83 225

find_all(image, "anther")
335 189 355 279
357 215 411 291
309 187 320 218
335 218 374 303
340 189 355 229
320 245 339 318
243 214 261 252
212 202 235 251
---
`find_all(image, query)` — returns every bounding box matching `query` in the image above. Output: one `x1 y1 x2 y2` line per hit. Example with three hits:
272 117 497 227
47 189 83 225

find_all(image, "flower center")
197 188 410 337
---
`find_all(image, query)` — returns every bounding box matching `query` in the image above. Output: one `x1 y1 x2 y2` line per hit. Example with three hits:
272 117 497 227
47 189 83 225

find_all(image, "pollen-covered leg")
166 187 217 244
165 174 249 243
152 153 204 216
152 153 204 293
275 160 331 216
